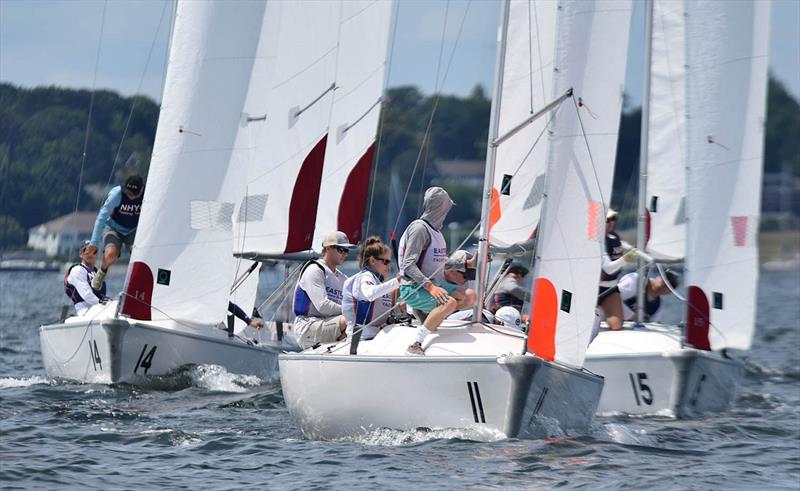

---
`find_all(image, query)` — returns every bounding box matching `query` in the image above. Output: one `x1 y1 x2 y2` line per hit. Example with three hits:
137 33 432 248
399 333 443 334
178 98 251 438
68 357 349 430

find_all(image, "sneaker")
406 341 425 356
91 268 107 290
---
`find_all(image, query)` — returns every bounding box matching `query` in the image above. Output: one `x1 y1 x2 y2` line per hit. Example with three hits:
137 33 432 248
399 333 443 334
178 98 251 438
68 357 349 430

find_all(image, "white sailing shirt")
342 269 399 340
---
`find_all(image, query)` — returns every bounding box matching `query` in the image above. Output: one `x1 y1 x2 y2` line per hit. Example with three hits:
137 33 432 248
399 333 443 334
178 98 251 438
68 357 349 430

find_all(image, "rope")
106 0 171 186
73 0 108 214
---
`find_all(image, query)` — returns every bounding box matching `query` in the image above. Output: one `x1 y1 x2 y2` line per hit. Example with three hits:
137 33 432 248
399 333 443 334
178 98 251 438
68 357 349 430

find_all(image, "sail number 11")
629 372 653 406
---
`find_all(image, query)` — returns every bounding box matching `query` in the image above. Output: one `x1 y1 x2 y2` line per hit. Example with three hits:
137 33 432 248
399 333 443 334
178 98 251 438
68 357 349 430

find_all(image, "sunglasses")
334 246 350 255
374 257 391 265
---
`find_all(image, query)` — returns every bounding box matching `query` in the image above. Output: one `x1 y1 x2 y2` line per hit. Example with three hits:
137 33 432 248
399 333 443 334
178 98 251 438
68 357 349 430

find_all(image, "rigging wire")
74 0 108 214
106 0 171 185
391 0 472 235
416 0 451 216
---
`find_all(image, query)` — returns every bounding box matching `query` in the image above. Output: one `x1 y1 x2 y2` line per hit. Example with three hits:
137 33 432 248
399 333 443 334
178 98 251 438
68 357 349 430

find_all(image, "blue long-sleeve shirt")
90 186 138 245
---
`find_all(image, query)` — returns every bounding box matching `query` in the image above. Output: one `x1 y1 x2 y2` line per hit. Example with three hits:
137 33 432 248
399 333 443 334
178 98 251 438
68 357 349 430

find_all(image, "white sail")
527 0 632 368
684 0 769 351
487 0 558 248
311 0 393 248
235 1 341 256
122 1 268 323
645 0 687 261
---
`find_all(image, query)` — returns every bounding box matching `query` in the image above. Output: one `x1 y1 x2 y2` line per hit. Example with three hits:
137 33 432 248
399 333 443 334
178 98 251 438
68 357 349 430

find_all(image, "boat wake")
0 375 51 389
124 364 265 393
334 426 507 446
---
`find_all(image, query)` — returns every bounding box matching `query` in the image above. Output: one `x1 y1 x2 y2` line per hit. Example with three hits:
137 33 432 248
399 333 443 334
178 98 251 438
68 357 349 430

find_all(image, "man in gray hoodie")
397 187 476 355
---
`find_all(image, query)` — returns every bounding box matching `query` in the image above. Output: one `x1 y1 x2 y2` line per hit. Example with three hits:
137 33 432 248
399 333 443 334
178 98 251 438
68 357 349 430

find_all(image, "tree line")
0 76 797 249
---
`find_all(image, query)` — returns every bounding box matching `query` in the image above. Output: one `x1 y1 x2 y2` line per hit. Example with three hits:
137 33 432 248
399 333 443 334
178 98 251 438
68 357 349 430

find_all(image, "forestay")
645 0 687 261
684 0 769 351
122 1 268 323
525 0 632 368
311 1 393 249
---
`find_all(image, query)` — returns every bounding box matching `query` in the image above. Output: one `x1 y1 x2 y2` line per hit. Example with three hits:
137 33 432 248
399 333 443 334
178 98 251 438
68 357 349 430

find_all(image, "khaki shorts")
299 316 342 348
103 226 136 252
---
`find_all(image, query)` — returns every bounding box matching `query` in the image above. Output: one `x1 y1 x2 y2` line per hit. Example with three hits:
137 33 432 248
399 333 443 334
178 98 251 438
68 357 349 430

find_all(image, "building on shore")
27 212 96 257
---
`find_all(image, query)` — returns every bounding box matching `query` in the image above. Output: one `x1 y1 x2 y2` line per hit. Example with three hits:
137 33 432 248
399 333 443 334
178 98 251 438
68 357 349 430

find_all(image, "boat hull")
39 317 296 385
279 352 603 440
585 326 743 417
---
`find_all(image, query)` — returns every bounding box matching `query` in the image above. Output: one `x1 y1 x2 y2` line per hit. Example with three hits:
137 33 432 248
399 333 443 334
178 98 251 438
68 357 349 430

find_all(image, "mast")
474 0 511 321
635 0 654 324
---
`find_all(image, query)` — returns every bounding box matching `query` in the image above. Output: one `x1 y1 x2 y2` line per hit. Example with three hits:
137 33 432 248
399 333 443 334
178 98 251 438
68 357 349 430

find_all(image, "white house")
28 212 96 257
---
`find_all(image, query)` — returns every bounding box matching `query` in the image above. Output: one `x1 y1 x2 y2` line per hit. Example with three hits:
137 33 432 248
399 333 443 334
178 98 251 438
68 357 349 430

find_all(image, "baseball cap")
507 261 529 276
495 306 522 331
321 231 356 249
606 208 619 220
125 175 144 195
445 250 476 280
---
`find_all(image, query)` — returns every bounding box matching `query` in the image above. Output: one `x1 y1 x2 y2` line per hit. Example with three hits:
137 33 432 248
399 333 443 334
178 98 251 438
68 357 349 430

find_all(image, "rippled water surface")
1 269 798 489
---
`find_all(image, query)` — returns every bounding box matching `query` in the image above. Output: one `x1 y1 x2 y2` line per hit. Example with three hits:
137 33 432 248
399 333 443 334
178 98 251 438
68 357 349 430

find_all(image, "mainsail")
684 0 770 351
122 1 268 323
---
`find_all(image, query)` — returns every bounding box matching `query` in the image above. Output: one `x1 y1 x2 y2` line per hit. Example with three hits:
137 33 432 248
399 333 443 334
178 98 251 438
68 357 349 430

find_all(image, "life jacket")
110 186 143 230
398 219 447 283
601 231 623 282
64 263 106 304
293 260 344 317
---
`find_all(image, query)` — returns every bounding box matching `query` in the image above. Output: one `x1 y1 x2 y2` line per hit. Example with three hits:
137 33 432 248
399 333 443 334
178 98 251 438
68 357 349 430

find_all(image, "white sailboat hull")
279 323 603 440
39 304 298 385
585 325 743 417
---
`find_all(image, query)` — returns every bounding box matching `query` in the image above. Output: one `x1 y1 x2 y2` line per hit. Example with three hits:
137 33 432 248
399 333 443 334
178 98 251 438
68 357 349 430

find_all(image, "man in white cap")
292 231 355 349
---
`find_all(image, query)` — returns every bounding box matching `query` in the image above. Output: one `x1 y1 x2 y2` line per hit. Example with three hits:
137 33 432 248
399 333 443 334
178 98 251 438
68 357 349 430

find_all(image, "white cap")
321 231 356 249
606 208 619 220
495 306 522 331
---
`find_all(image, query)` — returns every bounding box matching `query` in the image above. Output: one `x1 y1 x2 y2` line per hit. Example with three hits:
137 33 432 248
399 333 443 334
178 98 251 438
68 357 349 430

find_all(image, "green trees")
0 83 158 248
0 76 797 250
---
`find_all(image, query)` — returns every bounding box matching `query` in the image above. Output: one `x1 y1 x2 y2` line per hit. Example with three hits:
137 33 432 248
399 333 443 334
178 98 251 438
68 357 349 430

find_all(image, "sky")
0 0 798 106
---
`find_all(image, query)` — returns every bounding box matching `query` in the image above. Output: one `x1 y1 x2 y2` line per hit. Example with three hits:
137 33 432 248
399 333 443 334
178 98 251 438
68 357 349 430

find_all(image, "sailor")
401 209 477 356
227 302 265 329
341 236 401 341
64 241 107 316
598 208 638 330
292 231 354 349
616 270 680 323
89 175 144 290
489 261 530 313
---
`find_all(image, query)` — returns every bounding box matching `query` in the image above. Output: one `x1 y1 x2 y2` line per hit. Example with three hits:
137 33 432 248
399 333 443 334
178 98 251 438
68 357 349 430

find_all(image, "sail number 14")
629 372 653 406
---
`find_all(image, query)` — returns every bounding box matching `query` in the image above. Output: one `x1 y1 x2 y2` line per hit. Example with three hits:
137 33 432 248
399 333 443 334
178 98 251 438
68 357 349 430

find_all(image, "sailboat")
38 1 303 384
584 0 770 416
279 0 632 440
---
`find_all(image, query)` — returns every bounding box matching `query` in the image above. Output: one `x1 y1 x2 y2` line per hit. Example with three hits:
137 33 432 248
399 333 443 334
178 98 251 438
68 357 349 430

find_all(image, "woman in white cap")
292 231 355 349
599 208 637 330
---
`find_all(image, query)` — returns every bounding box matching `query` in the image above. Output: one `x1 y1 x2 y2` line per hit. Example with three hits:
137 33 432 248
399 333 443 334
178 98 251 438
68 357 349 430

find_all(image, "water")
1 269 798 489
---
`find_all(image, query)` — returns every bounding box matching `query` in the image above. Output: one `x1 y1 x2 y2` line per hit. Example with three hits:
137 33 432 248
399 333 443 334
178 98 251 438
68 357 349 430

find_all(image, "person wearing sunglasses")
341 236 403 342
64 241 108 316
598 208 639 330
89 175 145 290
292 231 355 349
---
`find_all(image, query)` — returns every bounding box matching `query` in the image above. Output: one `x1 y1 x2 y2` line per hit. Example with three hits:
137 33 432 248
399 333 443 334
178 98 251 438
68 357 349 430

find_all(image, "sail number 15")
629 372 653 406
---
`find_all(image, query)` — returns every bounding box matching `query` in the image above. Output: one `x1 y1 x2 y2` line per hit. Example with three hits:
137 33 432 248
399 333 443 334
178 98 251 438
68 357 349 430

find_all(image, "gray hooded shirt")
399 187 454 287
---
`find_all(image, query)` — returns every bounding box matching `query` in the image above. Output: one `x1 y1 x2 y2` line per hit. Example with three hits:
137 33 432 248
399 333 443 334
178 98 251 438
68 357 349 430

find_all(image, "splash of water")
0 376 50 389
